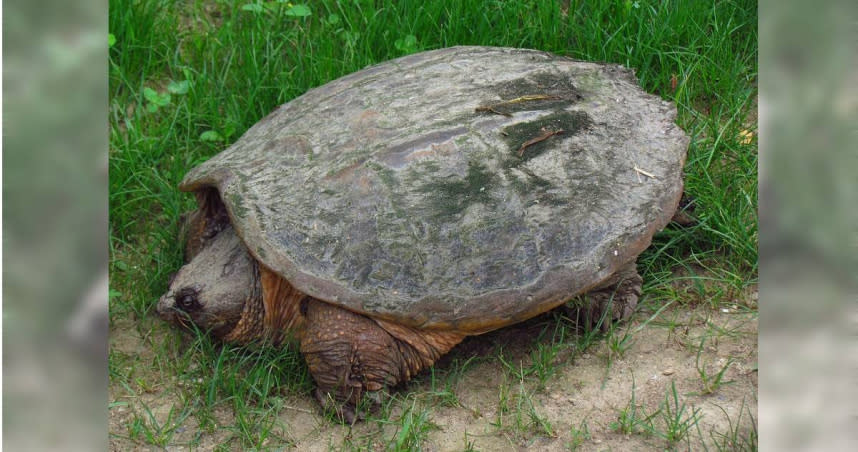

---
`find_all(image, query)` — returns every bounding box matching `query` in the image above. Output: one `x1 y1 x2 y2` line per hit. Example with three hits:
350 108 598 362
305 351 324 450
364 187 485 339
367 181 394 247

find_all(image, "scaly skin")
300 298 463 423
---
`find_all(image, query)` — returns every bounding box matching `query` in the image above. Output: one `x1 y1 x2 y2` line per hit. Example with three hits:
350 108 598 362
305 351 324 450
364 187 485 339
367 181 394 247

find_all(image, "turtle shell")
181 46 688 334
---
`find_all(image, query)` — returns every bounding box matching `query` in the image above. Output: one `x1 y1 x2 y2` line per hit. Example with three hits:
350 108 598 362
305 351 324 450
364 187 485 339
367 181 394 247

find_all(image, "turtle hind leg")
299 298 463 423
573 261 642 332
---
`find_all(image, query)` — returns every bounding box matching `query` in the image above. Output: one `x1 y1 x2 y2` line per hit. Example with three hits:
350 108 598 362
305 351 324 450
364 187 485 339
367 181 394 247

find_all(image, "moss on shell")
501 110 592 162
417 161 497 218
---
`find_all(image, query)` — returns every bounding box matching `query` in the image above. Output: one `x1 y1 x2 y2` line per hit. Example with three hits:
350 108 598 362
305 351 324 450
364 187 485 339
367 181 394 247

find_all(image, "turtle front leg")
574 261 642 331
299 298 463 423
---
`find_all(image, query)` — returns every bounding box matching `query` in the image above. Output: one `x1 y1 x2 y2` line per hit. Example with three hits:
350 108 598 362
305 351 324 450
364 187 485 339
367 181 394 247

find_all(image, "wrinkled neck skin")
222 262 266 343
222 263 306 346
254 264 307 345
157 225 304 346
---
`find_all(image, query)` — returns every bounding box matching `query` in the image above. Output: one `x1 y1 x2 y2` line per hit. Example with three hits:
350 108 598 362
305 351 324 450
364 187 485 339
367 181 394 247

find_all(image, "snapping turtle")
157 46 688 420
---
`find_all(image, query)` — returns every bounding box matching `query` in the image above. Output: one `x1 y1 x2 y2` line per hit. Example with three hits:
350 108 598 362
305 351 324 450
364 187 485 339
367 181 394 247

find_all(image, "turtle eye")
175 288 201 312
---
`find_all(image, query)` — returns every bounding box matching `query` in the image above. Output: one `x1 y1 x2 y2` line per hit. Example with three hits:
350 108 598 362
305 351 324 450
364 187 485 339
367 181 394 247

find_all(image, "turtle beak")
156 292 176 322
157 272 177 319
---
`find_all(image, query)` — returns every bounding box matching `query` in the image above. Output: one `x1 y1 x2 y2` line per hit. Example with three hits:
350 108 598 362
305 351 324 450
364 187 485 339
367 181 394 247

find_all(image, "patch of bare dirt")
109 290 757 451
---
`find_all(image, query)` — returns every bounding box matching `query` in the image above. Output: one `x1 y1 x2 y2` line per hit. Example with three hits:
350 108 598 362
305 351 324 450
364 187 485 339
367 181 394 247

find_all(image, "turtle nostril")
156 295 173 318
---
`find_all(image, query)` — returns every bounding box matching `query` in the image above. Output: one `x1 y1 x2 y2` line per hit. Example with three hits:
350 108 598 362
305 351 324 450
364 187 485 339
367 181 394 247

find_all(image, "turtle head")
157 225 260 340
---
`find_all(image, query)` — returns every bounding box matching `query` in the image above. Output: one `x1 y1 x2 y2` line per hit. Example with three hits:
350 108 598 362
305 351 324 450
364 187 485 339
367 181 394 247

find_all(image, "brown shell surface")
181 46 688 334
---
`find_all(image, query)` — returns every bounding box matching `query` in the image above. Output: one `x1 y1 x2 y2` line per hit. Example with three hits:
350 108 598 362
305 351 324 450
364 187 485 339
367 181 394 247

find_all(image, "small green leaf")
146 103 159 113
241 3 264 13
143 87 171 108
284 4 311 17
326 14 340 25
143 87 159 102
108 33 116 47
167 80 190 95
394 34 418 53
200 130 223 142
108 289 123 300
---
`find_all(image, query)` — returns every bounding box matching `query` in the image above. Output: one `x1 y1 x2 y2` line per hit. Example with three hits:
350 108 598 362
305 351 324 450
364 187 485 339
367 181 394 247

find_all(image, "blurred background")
1 0 855 449
3 0 107 449
758 0 857 450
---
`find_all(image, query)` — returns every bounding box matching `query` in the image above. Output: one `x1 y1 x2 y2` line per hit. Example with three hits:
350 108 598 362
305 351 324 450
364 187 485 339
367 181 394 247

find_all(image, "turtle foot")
670 193 698 226
572 261 642 331
299 298 463 422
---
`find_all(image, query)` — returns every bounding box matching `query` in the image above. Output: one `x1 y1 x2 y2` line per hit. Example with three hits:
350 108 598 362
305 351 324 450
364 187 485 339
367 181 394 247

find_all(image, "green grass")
377 398 440 452
708 398 758 451
609 380 706 449
566 419 591 451
109 0 757 448
491 373 557 444
609 378 658 436
658 381 703 447
693 337 735 395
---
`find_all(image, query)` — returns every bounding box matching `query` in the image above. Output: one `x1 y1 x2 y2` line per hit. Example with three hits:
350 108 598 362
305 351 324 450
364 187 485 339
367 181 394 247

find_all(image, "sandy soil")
109 287 757 451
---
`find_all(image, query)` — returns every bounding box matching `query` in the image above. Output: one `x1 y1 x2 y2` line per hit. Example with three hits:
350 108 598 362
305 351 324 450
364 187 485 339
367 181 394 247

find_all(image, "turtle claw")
314 388 362 424
313 388 388 424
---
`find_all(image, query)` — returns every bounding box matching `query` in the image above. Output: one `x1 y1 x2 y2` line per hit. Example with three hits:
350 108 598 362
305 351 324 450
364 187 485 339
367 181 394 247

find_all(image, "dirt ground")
109 285 757 451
